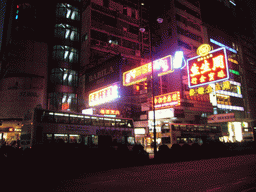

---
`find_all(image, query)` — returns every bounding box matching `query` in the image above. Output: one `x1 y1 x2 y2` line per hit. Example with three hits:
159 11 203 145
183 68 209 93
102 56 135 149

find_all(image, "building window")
177 26 202 43
54 24 79 41
176 14 201 31
50 68 78 87
177 39 192 50
56 3 80 21
48 92 77 112
122 39 139 49
174 0 201 19
52 45 78 63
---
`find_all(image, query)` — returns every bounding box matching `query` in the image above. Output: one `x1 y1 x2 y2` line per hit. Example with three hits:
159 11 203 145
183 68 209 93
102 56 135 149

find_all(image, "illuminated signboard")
189 81 242 98
154 91 180 109
197 44 212 57
100 109 120 116
187 47 229 88
217 94 231 106
123 55 173 86
89 84 119 106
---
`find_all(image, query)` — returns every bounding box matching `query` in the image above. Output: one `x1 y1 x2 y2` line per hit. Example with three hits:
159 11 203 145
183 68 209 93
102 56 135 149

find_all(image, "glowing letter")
172 93 177 101
200 60 211 74
163 96 167 103
198 87 205 95
208 72 215 81
189 89 196 96
190 64 200 77
217 70 226 78
167 95 172 102
212 55 225 70
199 75 207 83
206 85 213 93
215 83 221 91
222 81 231 90
191 77 198 84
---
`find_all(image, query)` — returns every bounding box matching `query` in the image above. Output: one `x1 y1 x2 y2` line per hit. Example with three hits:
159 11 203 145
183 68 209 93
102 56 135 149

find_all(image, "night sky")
245 0 256 40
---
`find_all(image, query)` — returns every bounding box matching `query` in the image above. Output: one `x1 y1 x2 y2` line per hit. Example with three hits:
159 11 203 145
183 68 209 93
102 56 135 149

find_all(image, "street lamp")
140 17 163 156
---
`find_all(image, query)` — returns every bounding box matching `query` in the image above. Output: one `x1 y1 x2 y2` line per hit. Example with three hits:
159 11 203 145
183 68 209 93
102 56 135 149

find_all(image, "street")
51 154 256 192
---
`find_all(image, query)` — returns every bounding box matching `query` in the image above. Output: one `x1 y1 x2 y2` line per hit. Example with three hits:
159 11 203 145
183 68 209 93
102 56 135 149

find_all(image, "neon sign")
189 81 242 98
187 47 229 88
100 109 120 116
197 44 212 57
89 84 119 106
210 39 237 53
123 55 173 86
154 91 180 109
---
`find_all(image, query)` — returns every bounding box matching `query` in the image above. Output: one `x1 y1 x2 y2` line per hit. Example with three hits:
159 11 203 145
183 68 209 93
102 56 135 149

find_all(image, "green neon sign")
229 69 240 75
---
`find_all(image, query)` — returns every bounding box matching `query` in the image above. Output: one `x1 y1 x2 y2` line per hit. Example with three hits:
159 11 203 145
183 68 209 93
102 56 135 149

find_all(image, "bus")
20 108 135 149
160 123 222 148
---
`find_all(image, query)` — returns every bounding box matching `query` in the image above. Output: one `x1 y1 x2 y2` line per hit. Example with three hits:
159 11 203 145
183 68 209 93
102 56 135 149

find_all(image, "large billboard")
123 55 173 86
187 47 229 88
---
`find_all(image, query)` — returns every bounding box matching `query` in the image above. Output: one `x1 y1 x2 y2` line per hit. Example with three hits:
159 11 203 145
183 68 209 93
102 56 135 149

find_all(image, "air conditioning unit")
135 50 141 56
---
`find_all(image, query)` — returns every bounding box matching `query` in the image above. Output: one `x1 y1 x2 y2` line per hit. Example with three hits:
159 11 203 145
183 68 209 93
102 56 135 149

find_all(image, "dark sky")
239 0 256 40
0 0 7 51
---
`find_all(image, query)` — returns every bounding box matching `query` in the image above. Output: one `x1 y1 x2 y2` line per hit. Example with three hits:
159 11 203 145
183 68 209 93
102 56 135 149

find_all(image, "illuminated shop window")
48 92 77 112
54 134 68 143
50 68 78 87
54 24 79 41
56 3 80 21
52 45 78 63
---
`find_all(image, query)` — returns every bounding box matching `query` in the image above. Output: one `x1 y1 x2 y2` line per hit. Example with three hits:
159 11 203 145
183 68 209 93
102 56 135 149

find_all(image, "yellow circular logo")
197 44 211 57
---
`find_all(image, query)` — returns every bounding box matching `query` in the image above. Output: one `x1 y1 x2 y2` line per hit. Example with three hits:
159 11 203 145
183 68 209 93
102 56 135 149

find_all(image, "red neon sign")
187 47 229 88
154 91 180 109
123 55 173 86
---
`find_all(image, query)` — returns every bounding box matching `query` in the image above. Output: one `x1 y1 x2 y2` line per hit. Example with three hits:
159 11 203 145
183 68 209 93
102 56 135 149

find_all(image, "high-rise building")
0 1 82 142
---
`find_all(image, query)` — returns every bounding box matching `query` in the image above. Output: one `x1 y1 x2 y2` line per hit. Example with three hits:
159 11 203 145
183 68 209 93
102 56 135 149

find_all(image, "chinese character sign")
100 109 120 116
187 47 229 88
89 85 119 106
123 55 173 86
154 91 180 109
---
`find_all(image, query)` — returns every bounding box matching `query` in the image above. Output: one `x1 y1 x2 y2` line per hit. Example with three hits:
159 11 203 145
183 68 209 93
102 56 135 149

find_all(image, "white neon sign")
89 85 119 106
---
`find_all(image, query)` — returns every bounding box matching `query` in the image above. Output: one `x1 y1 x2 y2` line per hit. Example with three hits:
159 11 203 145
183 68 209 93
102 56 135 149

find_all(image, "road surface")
52 154 256 192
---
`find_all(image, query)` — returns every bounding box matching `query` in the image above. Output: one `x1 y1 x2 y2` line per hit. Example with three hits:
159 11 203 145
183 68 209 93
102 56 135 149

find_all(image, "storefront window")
69 134 81 143
46 134 53 142
54 134 68 143
92 135 98 145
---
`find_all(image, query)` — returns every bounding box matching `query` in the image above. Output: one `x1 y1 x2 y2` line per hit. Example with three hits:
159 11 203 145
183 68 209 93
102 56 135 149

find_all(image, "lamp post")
140 17 163 156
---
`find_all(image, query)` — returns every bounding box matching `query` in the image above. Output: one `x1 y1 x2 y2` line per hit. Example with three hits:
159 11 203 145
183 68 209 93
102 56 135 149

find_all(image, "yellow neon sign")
197 44 212 57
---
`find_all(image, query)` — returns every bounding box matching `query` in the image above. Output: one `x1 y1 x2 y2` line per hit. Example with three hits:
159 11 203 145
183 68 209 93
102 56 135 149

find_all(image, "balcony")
91 2 139 25
91 20 139 41
90 39 141 58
